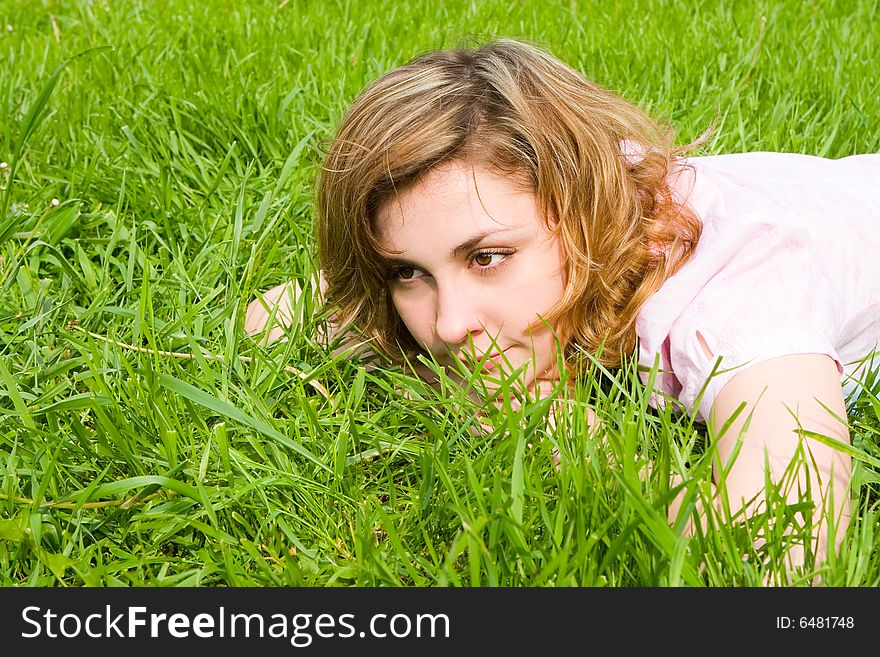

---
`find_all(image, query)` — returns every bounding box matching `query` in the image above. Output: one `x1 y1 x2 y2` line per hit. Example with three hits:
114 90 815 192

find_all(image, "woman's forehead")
375 162 540 244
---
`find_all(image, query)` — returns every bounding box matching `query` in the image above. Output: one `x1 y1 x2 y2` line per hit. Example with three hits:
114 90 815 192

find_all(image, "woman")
246 39 880 569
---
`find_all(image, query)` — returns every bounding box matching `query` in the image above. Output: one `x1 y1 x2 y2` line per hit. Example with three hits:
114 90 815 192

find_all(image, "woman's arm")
243 276 378 361
708 353 851 569
244 281 302 343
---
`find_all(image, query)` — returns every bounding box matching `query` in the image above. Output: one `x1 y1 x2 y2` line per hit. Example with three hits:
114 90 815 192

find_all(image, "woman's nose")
433 285 483 347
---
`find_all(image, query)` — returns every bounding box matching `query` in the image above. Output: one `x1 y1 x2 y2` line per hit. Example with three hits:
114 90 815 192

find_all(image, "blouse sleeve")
663 209 844 421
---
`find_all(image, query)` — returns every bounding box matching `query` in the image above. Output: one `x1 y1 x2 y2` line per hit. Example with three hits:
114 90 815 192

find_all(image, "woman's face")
376 161 567 392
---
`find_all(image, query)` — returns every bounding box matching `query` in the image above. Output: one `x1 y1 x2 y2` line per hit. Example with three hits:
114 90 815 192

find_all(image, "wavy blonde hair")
316 39 702 369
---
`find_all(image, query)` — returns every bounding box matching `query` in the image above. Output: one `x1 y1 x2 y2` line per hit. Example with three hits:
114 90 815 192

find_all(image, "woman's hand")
671 353 851 574
245 274 374 358
244 280 302 343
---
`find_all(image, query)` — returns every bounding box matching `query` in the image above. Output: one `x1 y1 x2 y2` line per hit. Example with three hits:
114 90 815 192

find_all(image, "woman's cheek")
393 296 433 348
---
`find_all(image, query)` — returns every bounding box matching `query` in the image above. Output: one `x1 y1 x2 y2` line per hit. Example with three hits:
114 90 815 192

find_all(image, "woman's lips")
481 348 510 371
448 347 511 371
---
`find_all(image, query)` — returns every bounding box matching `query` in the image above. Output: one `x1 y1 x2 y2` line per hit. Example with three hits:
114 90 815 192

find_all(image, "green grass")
1 0 878 586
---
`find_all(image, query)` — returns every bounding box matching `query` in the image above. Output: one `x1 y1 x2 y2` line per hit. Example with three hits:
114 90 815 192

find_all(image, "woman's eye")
389 265 425 283
471 251 511 268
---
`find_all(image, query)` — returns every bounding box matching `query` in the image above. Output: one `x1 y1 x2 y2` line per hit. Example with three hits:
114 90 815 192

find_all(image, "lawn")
1 0 878 587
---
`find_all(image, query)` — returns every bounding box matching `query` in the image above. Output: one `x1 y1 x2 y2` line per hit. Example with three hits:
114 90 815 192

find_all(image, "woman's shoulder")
683 150 880 192
673 149 879 244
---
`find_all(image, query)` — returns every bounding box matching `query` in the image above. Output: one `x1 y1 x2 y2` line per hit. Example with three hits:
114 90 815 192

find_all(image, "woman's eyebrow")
382 228 519 266
449 229 516 259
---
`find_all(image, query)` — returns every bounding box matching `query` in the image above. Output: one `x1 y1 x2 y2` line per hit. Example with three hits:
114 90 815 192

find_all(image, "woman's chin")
469 365 537 396
428 351 557 399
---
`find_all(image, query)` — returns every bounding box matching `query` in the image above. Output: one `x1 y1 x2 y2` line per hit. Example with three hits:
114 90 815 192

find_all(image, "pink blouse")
636 152 880 421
